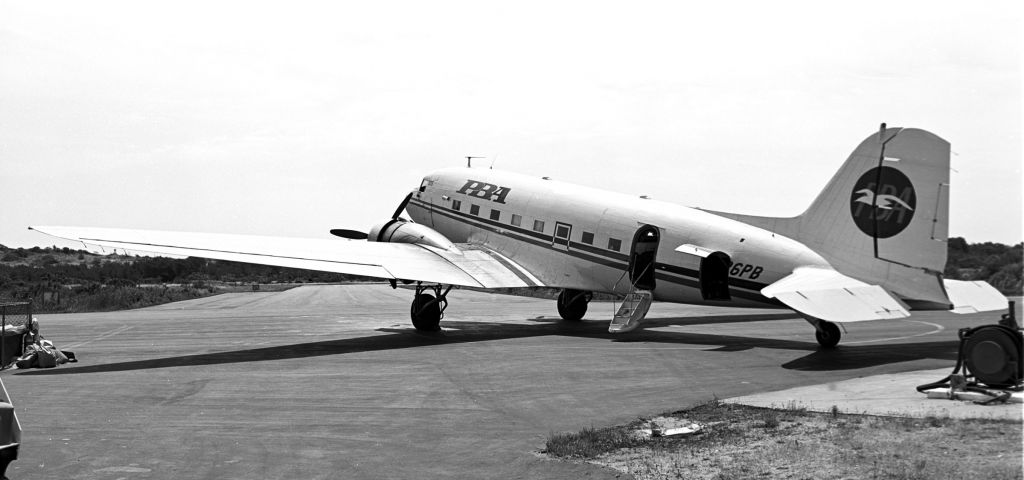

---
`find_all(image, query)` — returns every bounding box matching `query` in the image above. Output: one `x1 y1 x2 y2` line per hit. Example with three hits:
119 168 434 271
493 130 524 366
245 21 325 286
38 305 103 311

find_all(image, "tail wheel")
557 289 591 321
411 293 442 331
815 321 841 349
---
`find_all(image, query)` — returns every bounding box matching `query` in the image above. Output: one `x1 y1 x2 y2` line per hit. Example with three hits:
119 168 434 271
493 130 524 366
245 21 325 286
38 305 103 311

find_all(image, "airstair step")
609 290 652 333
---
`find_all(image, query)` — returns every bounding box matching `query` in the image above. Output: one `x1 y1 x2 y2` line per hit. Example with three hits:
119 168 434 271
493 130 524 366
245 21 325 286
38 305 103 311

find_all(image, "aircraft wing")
943 279 1007 314
29 226 545 289
761 267 911 322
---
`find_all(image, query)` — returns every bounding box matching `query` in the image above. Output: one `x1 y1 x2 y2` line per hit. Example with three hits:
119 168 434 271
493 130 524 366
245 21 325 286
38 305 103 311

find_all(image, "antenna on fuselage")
466 156 485 168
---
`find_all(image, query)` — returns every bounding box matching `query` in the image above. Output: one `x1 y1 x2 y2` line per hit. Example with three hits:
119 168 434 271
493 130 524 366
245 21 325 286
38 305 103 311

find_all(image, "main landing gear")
410 283 452 332
806 317 842 348
557 289 592 321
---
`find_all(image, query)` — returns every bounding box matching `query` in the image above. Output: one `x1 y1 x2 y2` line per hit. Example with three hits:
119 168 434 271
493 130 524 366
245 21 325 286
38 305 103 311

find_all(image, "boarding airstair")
608 289 652 333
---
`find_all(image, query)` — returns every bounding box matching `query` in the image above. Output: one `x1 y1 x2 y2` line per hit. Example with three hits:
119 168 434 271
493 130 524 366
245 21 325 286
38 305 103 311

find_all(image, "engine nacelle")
367 219 458 251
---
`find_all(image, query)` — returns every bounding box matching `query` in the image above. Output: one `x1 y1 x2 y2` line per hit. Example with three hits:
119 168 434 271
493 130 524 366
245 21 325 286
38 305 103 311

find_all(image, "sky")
1 1 1021 250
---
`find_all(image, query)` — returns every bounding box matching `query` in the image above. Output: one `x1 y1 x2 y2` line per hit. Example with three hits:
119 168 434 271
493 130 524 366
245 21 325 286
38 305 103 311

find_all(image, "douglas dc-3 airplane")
32 125 1007 348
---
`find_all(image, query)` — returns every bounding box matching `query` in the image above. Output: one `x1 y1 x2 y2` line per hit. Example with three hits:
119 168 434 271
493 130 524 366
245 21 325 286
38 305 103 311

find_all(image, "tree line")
0 237 1020 313
0 245 367 311
0 245 360 287
944 237 1021 293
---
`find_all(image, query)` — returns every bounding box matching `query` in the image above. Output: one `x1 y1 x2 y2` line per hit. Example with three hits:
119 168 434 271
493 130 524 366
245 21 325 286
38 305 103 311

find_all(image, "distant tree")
987 263 1023 294
35 255 59 267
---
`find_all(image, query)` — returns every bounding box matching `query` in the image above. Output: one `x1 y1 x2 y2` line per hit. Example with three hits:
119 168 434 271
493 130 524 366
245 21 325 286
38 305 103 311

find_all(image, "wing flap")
762 267 910 322
436 246 543 288
943 279 1007 314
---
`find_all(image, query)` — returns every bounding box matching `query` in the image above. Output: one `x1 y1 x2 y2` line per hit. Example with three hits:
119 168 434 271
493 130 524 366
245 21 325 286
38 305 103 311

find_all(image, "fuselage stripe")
409 197 776 304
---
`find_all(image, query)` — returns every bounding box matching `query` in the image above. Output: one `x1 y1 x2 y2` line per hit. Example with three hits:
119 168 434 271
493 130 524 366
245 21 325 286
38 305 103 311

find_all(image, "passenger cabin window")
581 231 594 245
451 199 461 211
608 238 621 252
489 209 501 221
533 220 545 232
511 214 522 227
470 204 480 216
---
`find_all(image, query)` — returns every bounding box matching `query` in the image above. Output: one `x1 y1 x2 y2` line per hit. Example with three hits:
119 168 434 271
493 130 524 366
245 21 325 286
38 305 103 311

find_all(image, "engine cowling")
367 219 458 251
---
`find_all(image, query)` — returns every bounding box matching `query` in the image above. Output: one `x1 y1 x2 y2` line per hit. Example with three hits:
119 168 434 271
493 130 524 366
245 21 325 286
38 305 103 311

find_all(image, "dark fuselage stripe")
412 198 627 270
410 197 778 305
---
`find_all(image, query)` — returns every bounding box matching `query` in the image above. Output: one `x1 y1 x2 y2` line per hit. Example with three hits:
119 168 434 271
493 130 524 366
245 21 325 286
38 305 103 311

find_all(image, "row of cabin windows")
449 199 623 252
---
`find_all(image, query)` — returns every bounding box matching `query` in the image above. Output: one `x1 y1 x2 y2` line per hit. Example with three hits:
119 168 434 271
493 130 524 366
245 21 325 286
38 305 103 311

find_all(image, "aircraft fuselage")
406 167 829 308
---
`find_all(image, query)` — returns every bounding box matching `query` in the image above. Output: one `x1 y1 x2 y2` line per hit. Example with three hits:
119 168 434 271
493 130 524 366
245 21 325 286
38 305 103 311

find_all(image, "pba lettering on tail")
457 179 511 204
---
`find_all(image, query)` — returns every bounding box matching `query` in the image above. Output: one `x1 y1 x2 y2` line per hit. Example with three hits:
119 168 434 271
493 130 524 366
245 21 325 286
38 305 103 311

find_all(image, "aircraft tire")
557 289 589 321
815 321 841 349
411 293 442 331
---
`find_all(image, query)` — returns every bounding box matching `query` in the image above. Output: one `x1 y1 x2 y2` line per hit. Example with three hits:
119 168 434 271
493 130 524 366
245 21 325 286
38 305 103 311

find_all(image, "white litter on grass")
636 416 703 438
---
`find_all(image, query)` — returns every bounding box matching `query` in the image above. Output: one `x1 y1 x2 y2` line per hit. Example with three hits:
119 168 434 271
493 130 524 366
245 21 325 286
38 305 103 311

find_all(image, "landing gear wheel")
411 293 441 331
557 289 591 321
409 283 451 332
815 321 841 349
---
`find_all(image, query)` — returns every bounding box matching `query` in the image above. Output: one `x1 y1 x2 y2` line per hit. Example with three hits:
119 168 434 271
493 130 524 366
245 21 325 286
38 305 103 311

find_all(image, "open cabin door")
610 225 659 333
628 225 660 290
700 252 731 300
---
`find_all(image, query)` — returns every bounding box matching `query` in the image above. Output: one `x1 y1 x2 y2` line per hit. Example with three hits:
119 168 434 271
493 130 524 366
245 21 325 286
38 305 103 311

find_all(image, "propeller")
329 192 414 239
391 192 413 221
329 229 368 239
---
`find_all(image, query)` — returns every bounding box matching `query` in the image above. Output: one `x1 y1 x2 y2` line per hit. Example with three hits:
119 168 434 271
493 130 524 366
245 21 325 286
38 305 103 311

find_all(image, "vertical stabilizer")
800 127 949 270
779 126 952 307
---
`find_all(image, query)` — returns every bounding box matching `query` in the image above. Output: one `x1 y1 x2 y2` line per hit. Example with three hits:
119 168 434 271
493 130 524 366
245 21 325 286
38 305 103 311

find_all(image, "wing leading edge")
29 226 544 289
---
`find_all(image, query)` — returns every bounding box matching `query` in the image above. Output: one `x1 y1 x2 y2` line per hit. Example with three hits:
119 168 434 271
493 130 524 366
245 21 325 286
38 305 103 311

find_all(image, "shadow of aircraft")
15 312 959 376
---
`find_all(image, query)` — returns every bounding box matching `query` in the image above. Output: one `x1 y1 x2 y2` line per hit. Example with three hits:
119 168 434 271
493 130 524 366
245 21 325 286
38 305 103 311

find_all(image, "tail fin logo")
850 166 916 239
853 189 915 211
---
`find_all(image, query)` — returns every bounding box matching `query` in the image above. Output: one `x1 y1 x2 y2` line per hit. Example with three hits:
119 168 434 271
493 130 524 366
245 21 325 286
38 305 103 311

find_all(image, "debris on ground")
635 416 703 438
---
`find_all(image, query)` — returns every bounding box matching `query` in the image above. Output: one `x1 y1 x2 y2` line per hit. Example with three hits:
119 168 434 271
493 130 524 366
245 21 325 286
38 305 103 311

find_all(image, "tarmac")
726 367 1023 421
2 285 1020 479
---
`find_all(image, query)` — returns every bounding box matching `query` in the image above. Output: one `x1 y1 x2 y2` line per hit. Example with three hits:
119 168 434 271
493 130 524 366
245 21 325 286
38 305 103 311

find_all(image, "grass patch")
545 425 645 458
545 401 1023 480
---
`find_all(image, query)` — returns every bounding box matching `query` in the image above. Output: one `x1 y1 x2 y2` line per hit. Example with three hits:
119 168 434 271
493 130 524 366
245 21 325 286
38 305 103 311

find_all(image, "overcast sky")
1 1 1021 250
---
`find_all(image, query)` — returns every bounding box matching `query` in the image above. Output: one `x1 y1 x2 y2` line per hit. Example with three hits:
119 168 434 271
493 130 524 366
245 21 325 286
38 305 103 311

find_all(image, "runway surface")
3 285 1017 479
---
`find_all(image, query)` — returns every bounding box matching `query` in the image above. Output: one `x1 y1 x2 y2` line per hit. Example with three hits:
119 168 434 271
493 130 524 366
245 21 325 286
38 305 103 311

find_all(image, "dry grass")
545 401 1023 480
545 425 646 458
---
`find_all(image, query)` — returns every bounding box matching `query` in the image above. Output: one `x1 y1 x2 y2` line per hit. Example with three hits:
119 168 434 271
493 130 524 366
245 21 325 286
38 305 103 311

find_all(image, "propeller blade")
391 192 414 220
330 229 368 240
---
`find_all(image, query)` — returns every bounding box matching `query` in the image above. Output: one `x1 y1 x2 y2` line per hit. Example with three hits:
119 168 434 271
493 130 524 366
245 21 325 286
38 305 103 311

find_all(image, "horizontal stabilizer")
943 280 1007 314
761 267 910 322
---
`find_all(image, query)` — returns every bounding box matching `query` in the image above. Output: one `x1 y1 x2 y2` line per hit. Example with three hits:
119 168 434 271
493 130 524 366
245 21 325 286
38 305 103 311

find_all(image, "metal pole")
1 306 6 370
